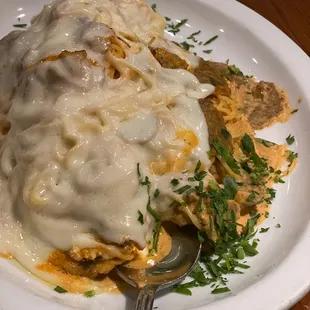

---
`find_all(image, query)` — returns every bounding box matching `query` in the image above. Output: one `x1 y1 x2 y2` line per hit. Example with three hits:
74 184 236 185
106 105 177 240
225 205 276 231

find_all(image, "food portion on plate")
0 0 297 297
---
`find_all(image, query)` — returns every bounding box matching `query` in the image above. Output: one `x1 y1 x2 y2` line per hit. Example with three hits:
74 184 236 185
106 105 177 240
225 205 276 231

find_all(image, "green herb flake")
187 30 201 41
203 49 213 54
197 231 205 243
242 241 259 256
195 171 208 181
197 196 203 212
147 197 161 221
286 134 295 145
171 178 180 186
259 227 269 233
221 128 231 139
223 176 238 199
173 286 192 295
84 290 96 298
154 188 160 198
249 210 257 217
248 191 258 202
211 287 231 294
141 176 151 187
137 163 141 178
174 184 192 195
237 247 245 260
212 140 240 174
152 222 161 252
210 77 217 86
204 35 218 45
166 19 188 35
287 151 298 161
256 138 276 148
54 286 67 294
180 41 195 51
151 4 156 11
266 188 276 201
195 160 202 173
291 109 298 114
274 175 285 184
276 223 281 228
137 210 144 225
228 64 244 77
241 134 255 153
13 24 27 28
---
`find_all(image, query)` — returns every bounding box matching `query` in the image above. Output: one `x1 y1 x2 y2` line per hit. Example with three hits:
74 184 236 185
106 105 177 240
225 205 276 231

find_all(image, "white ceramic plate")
0 0 310 309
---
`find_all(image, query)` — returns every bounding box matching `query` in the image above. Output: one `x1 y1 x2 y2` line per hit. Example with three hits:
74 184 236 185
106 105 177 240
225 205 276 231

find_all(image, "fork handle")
135 285 158 310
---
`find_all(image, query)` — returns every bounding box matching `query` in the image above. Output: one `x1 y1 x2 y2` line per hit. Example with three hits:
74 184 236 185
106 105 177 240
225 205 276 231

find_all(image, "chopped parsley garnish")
154 188 160 198
249 210 257 217
195 160 202 173
84 290 96 297
227 64 244 76
151 4 157 11
267 188 276 198
291 109 298 114
197 196 203 212
204 35 218 45
242 213 260 240
197 231 205 243
221 128 231 139
137 210 144 225
265 188 276 204
237 247 245 259
286 134 295 145
171 178 180 186
195 171 208 181
241 133 255 153
259 227 269 233
210 77 217 86
241 134 270 185
137 163 141 178
241 241 259 256
173 170 264 295
13 24 27 28
211 287 231 294
147 197 161 221
287 151 298 161
152 222 161 252
274 175 285 184
212 140 240 174
141 176 151 187
255 138 276 148
174 184 192 195
54 286 67 294
180 41 195 51
223 176 238 199
246 191 256 202
173 286 192 295
203 49 213 54
166 19 188 35
276 223 281 228
187 30 201 42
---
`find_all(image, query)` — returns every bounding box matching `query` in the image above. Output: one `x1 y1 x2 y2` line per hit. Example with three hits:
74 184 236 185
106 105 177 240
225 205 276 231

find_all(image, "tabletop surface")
238 1 310 309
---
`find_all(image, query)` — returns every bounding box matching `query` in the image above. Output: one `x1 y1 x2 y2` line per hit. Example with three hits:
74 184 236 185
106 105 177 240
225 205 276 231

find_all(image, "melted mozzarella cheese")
0 0 213 281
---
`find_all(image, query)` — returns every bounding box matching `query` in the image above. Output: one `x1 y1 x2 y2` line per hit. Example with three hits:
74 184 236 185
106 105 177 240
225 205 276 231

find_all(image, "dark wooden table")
238 0 310 56
238 1 310 309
